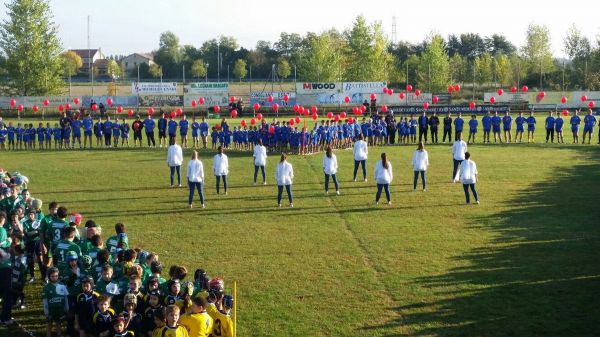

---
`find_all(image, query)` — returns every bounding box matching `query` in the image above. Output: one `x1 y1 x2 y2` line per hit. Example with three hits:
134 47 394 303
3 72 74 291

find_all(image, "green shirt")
106 234 129 255
46 217 69 247
22 216 43 243
0 227 11 269
42 282 69 317
52 239 82 274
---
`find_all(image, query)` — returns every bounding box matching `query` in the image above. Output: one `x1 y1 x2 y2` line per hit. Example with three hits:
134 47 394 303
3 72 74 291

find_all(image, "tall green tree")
474 52 493 85
298 32 341 82
495 53 511 86
153 31 182 78
233 58 247 81
521 23 555 85
190 59 207 79
61 51 83 77
0 0 64 95
277 58 291 79
417 34 450 92
106 60 122 79
344 15 372 81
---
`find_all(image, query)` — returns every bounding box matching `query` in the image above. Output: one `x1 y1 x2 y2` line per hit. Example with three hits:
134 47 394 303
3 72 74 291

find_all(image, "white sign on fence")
131 82 178 95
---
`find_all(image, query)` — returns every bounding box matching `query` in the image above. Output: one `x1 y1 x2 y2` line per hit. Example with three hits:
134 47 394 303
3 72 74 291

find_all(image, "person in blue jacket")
199 117 209 149
526 111 536 143
144 114 156 147
555 112 564 144
191 116 200 149
583 109 597 145
45 122 52 149
71 117 82 149
454 113 464 141
37 123 45 150
515 112 526 143
167 115 177 145
112 119 121 148
82 113 94 149
102 116 113 147
570 110 581 144
7 122 15 150
467 115 478 144
409 115 417 144
52 123 62 149
179 115 189 148
481 111 492 143
502 111 513 143
120 118 130 147
157 112 167 148
491 111 502 143
93 118 103 147
545 111 555 143
62 123 71 149
417 111 428 144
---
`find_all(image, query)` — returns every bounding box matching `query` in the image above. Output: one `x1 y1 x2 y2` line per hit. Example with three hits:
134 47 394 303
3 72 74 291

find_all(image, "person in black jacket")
418 111 429 143
428 112 440 144
443 113 453 143
132 116 144 147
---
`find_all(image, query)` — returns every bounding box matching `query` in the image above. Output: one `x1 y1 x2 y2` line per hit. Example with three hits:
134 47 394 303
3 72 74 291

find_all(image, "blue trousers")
170 166 181 186
353 160 366 180
277 185 293 204
413 171 426 190
254 165 266 183
463 184 479 203
324 174 339 192
188 181 205 205
376 184 391 202
216 175 228 193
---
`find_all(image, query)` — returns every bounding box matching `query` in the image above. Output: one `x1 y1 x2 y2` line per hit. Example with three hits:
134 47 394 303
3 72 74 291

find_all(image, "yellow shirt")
206 304 234 337
179 312 213 337
153 325 189 337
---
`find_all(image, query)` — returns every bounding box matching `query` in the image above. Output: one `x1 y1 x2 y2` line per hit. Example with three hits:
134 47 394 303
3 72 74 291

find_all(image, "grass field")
1 121 599 337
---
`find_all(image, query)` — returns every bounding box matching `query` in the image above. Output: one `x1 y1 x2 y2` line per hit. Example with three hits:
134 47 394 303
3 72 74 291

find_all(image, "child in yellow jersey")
178 297 213 337
150 308 166 337
206 295 234 337
154 305 188 337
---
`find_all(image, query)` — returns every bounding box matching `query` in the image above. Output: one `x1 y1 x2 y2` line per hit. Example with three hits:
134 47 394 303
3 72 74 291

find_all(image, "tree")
485 34 516 55
449 54 467 83
370 22 392 81
232 59 247 81
106 59 123 79
563 24 591 60
190 59 207 79
0 0 64 95
508 54 527 87
521 23 555 84
344 15 372 80
153 31 182 78
149 64 162 78
277 58 291 79
61 51 83 77
298 31 341 82
474 52 493 85
417 34 450 92
495 53 511 86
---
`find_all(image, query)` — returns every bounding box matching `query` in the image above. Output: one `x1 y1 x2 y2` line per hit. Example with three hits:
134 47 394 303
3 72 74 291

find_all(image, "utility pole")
217 42 220 82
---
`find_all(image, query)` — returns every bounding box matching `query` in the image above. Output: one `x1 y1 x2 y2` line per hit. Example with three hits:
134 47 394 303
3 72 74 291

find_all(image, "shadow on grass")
368 146 600 336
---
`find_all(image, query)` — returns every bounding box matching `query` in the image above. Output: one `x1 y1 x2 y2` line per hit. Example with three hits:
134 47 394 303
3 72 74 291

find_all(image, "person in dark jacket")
418 111 429 143
443 113 453 143
428 112 440 144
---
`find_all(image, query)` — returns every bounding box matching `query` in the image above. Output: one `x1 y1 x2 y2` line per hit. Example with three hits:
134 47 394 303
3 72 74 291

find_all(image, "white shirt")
275 161 294 185
186 159 204 183
459 159 478 184
452 140 467 160
166 144 183 167
412 150 429 171
322 154 338 175
213 153 229 176
353 140 368 161
374 160 393 184
253 144 267 166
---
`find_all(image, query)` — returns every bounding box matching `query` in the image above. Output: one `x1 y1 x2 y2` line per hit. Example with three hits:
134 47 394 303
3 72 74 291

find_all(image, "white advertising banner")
484 92 529 103
184 82 229 94
131 82 178 95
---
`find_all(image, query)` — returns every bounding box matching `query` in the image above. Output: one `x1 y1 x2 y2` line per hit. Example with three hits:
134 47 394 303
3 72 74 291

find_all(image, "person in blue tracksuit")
112 119 121 148
409 115 417 144
199 117 209 149
454 113 464 141
179 115 189 148
545 111 556 143
37 123 45 150
71 118 82 148
467 115 478 144
502 111 513 143
62 124 71 149
45 123 52 149
555 112 564 144
417 111 428 144
93 118 103 147
7 122 15 150
157 113 167 148
570 110 581 144
120 119 130 147
583 109 597 145
491 111 502 143
53 123 62 149
82 114 94 148
168 116 178 145
481 111 492 143
191 116 200 149
515 112 526 143
144 115 156 147
526 111 536 143
103 116 113 147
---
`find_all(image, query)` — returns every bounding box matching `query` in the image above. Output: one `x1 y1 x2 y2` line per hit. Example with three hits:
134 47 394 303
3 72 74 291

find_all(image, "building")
70 49 105 74
121 53 155 72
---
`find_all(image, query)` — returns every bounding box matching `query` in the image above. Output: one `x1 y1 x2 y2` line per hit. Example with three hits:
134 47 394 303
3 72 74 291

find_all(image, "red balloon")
215 124 221 130
382 87 388 94
250 118 256 125
327 111 333 119
9 99 16 107
170 111 177 119
432 96 439 104
334 114 340 122
589 101 596 108
198 97 205 105
352 106 359 115
447 85 454 94
562 109 569 116
561 96 567 104
538 91 545 99
229 96 236 103
311 106 318 114
581 95 588 102
128 109 134 117
191 100 197 107
58 105 64 112
370 93 376 100
399 92 405 100
414 89 421 97
340 111 347 118
272 103 279 111
490 97 496 104
454 84 461 92
469 101 476 110
510 86 517 93
91 104 98 111
360 105 367 112
117 106 124 113
267 95 274 103
348 117 354 123
293 104 300 112
268 126 275 134
406 84 413 92
295 116 301 124
214 105 221 113
283 94 290 102
176 108 183 116
73 97 80 105
32 105 39 112
311 113 318 121
107 98 113 106
388 89 394 96
423 102 429 110
256 113 263 120
43 99 50 106
289 119 295 126
344 96 350 103
231 110 238 118
147 107 154 115
521 85 528 92
253 103 260 111
17 104 23 111
65 103 71 110
497 88 504 96
241 119 247 127
381 105 388 113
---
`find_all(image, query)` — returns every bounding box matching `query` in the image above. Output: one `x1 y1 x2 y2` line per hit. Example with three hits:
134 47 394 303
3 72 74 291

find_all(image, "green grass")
1 121 599 337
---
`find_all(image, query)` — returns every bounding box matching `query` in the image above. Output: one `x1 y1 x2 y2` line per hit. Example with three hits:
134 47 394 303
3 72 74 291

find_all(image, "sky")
1 0 599 58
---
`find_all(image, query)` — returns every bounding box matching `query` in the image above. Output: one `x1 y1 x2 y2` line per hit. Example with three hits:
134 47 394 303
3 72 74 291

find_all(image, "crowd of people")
0 107 597 153
0 170 235 337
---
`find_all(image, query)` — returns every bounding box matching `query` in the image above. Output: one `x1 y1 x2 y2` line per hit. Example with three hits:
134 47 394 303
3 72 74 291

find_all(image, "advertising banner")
82 96 139 108
184 82 229 94
250 92 296 108
131 82 177 95
138 95 183 107
0 96 81 108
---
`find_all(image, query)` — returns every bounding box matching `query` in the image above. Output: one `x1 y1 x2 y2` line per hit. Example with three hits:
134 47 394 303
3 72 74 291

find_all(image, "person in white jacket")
275 153 294 207
213 146 229 195
167 139 183 187
458 152 479 204
353 135 368 182
322 146 339 195
374 152 393 205
186 150 205 208
452 133 467 182
253 139 267 185
412 142 429 192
